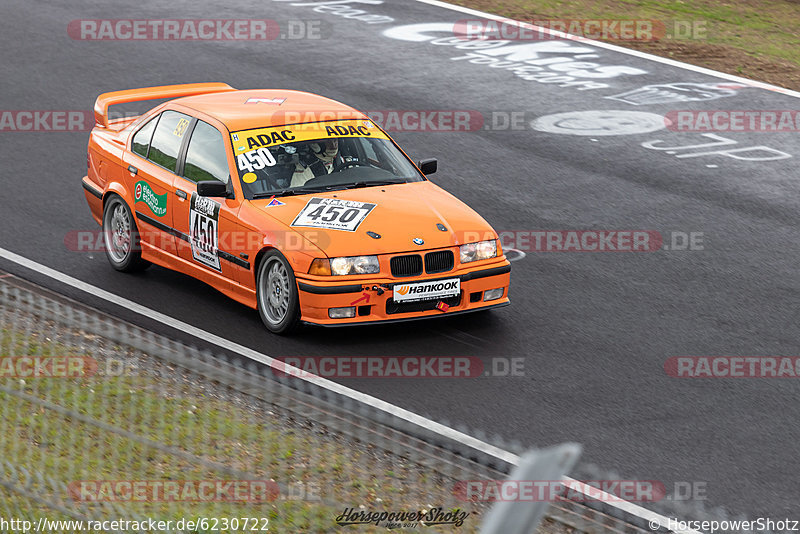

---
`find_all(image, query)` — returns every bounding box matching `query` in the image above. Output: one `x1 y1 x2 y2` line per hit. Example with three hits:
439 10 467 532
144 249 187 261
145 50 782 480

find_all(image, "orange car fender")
235 202 321 286
247 238 320 290
102 180 132 210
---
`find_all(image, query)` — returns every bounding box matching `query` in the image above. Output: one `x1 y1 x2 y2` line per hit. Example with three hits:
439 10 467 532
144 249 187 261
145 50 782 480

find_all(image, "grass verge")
454 0 800 90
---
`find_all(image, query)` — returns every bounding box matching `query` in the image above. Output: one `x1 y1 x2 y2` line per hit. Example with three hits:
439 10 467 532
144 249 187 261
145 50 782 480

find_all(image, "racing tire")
102 195 150 273
256 250 301 335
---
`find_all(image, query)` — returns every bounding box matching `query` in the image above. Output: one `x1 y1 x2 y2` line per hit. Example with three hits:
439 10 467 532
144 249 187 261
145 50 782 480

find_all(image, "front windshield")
230 119 424 198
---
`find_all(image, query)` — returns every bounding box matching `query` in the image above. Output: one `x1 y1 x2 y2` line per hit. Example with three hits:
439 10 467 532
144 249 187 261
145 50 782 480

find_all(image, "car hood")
250 181 497 258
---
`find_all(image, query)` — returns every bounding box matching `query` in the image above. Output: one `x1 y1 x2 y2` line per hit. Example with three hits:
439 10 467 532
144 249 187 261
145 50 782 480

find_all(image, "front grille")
424 250 454 274
386 294 462 315
390 254 423 277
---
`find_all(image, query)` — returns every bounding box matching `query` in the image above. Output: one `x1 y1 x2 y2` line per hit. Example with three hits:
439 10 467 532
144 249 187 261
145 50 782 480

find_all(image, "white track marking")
0 246 700 533
411 0 800 100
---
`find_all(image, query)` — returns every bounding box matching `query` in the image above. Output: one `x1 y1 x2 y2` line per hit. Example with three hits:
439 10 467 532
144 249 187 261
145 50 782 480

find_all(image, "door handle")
175 190 187 199
127 165 138 175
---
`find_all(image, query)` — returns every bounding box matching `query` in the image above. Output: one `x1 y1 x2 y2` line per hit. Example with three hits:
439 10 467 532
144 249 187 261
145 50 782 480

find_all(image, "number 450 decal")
291 197 377 232
189 193 222 271
237 148 277 173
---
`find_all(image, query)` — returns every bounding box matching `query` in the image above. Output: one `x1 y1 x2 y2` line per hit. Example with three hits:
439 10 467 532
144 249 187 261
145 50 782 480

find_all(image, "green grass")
455 0 800 86
0 327 477 533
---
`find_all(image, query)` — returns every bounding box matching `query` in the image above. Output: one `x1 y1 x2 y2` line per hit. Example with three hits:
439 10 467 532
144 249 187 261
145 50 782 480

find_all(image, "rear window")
131 116 158 158
147 111 191 172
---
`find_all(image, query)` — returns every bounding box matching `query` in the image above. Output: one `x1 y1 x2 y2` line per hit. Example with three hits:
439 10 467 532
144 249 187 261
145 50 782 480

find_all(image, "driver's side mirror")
197 179 231 198
418 158 437 175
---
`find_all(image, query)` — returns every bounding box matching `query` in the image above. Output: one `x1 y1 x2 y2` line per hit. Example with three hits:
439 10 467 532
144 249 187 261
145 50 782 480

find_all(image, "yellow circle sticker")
242 172 257 184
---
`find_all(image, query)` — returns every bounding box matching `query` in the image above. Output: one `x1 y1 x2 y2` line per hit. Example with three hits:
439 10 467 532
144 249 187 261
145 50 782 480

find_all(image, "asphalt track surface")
1 0 799 520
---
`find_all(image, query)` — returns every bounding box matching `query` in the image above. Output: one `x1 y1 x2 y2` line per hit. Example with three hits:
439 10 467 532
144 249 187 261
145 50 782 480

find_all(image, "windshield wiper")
333 179 408 190
252 180 407 199
252 186 328 199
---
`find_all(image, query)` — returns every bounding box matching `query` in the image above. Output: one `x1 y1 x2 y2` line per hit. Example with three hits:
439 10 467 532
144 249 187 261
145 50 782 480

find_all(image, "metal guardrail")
0 277 509 532
0 273 770 533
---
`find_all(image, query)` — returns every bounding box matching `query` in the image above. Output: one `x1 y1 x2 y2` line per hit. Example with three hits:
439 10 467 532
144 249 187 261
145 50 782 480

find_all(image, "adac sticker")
231 119 389 156
134 181 167 217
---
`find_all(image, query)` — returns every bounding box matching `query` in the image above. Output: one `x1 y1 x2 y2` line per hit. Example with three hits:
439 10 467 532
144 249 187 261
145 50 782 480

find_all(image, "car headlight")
460 240 497 263
316 255 380 276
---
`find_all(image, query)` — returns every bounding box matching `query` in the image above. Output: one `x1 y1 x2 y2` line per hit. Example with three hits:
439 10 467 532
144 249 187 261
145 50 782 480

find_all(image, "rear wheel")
257 250 300 334
102 195 150 272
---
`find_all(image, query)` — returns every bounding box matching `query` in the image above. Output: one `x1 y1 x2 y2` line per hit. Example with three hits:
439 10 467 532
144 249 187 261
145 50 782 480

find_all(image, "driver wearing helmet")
290 138 339 187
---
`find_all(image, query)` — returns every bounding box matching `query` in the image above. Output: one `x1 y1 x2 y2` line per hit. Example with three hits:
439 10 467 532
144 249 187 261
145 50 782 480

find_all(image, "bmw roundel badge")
413 238 424 245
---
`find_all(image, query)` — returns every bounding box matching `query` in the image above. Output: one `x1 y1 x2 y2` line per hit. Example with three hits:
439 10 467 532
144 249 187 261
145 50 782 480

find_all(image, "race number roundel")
291 197 377 232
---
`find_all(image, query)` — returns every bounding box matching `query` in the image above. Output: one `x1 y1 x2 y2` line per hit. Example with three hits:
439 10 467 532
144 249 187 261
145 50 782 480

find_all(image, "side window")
148 111 191 172
131 116 158 158
183 121 230 183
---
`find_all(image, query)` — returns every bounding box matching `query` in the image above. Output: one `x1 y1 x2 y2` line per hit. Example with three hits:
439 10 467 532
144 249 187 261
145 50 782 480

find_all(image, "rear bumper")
295 261 511 326
82 176 104 225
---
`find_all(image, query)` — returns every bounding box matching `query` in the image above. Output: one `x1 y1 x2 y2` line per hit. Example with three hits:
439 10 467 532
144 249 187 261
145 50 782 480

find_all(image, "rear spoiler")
93 82 236 128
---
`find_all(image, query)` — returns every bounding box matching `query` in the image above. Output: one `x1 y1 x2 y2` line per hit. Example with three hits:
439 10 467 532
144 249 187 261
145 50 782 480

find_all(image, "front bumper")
295 260 511 326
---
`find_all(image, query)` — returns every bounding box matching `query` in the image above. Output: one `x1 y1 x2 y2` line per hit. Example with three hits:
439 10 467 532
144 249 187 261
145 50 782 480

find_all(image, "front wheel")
102 195 150 272
256 250 300 335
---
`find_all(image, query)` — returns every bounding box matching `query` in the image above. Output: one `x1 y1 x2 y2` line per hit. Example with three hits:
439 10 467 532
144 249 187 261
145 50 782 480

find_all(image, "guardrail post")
480 442 582 534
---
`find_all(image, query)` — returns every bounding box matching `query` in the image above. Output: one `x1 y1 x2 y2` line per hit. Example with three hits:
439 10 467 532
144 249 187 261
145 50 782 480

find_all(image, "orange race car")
82 83 510 333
